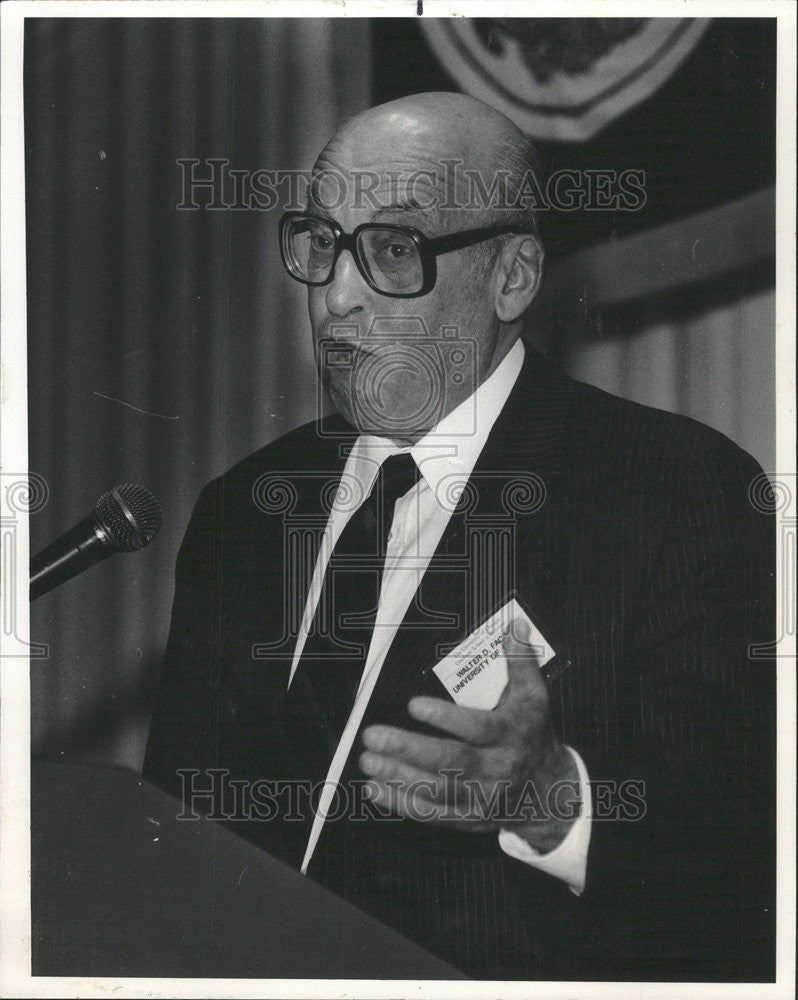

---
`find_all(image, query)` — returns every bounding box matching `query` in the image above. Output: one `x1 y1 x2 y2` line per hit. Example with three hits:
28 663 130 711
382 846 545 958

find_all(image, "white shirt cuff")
497 745 592 896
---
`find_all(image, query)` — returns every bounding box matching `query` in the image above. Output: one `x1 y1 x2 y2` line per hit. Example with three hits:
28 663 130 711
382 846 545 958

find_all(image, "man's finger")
362 724 476 774
407 696 506 744
359 749 439 790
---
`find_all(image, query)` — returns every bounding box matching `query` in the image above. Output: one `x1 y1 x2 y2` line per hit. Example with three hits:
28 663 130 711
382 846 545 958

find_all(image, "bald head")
310 92 542 242
331 92 520 169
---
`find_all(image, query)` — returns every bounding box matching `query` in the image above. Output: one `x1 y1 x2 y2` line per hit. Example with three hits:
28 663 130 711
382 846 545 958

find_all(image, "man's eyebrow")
370 202 436 230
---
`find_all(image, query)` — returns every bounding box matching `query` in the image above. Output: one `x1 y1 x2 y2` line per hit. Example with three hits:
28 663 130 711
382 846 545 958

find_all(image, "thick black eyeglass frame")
279 210 525 298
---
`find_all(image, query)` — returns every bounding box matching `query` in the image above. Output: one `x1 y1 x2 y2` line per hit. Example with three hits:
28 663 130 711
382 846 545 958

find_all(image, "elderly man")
144 93 775 981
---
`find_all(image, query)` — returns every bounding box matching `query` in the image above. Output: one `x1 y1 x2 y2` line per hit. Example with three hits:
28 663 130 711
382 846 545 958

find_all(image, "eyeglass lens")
284 216 424 294
357 229 423 293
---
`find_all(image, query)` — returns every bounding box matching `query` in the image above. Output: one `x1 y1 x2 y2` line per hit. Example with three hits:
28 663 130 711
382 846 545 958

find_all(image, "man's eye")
372 240 415 263
310 233 333 252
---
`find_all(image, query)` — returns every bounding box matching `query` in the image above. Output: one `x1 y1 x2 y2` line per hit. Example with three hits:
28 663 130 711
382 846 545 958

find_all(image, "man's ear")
493 236 544 323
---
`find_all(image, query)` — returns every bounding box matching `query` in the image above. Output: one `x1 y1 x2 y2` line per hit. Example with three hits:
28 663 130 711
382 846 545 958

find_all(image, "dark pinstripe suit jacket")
144 344 776 981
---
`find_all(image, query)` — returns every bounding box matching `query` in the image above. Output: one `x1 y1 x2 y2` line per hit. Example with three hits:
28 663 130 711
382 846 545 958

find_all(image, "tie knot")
375 452 420 513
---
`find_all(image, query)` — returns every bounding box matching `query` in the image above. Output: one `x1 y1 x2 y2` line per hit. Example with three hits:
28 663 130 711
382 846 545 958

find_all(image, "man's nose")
325 249 369 318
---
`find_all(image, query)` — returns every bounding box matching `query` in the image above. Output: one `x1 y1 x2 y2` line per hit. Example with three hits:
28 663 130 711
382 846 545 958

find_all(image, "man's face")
306 133 503 444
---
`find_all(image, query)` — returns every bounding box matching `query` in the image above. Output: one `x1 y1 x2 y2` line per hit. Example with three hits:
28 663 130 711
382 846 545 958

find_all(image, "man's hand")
360 623 581 853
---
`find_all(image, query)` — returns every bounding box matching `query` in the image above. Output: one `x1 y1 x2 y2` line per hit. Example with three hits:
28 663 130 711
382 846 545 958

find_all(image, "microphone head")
94 484 163 552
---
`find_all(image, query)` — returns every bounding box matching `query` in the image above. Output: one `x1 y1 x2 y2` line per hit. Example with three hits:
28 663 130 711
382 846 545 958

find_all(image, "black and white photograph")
0 2 795 996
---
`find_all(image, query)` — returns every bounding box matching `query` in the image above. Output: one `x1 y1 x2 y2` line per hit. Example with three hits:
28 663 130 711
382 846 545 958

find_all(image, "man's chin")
326 394 425 442
322 365 445 440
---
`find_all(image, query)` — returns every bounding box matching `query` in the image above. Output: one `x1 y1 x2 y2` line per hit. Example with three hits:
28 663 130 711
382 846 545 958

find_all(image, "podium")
31 761 465 979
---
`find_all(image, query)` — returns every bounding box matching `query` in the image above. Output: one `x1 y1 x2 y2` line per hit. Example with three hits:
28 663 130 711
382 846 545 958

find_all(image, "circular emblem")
421 18 711 141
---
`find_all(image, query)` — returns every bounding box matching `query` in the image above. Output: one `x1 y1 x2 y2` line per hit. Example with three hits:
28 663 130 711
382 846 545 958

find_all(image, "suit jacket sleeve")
569 435 776 981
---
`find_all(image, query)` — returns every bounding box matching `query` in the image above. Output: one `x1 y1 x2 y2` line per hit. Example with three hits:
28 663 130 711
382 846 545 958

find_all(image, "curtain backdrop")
533 188 776 473
563 288 775 474
26 19 371 768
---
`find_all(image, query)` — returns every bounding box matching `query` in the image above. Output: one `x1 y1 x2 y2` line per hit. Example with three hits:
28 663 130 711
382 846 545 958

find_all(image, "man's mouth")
318 339 385 374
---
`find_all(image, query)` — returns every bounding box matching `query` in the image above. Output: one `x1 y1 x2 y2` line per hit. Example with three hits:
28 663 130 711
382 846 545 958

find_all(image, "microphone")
30 484 163 600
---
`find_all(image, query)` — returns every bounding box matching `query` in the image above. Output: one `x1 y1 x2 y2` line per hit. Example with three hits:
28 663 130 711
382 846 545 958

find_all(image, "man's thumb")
502 620 546 690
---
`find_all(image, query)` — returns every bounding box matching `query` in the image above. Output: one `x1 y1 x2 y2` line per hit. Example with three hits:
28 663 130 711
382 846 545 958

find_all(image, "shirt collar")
343 338 525 512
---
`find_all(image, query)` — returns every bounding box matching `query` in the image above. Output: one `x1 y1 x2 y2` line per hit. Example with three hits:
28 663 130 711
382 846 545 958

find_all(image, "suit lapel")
360 344 575 732
251 414 358 661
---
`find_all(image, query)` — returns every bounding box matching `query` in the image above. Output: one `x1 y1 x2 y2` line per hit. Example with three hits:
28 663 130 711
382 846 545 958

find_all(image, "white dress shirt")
289 339 591 892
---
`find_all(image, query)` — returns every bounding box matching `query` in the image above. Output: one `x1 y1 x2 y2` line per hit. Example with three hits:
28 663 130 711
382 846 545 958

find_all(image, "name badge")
431 598 555 710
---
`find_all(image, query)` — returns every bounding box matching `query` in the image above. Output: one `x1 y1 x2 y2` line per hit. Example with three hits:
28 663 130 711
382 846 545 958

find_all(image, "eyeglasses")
279 211 525 298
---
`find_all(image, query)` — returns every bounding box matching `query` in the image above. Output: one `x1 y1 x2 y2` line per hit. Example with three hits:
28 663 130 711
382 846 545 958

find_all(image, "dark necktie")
285 452 421 774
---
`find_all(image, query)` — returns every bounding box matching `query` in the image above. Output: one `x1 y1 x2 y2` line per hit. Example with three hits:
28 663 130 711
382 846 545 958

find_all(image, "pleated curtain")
26 18 371 767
